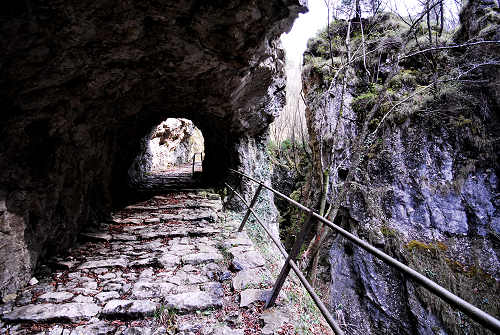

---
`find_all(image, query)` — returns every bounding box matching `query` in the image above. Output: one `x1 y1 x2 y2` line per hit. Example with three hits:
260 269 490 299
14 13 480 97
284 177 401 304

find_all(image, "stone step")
79 232 113 242
164 291 222 313
0 190 294 335
3 303 101 323
102 300 159 319
78 258 128 270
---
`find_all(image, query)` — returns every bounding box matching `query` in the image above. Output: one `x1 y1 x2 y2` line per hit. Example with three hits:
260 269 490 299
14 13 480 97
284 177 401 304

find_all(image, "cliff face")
0 0 307 298
302 1 499 334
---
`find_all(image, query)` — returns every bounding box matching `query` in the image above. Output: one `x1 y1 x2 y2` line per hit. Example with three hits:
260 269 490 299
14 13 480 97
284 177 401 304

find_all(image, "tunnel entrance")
128 118 206 193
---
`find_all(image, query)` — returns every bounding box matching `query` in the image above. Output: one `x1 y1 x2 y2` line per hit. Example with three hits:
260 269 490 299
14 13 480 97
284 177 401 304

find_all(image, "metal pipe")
225 183 288 256
288 259 344 335
266 209 315 308
314 213 500 332
229 169 309 211
224 183 344 335
226 170 500 333
238 184 263 232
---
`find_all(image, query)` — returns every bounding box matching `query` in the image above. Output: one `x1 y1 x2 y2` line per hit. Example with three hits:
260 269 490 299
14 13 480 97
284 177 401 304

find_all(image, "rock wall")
0 0 307 297
302 1 499 334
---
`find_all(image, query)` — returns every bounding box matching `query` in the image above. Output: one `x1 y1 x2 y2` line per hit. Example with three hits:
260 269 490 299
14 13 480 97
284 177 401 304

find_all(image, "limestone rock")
182 252 223 265
3 303 100 323
213 326 245 335
232 251 266 271
223 232 254 248
38 291 74 303
159 254 181 268
301 4 500 332
72 321 116 335
0 210 31 298
48 325 65 335
73 295 95 303
95 291 120 303
165 291 222 312
131 281 175 299
78 258 128 269
80 232 112 242
239 289 271 308
102 300 160 318
260 309 290 335
232 268 271 291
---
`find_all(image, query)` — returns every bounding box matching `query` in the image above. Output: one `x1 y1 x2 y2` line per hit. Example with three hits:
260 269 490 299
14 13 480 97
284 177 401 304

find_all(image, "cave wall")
301 1 499 334
0 0 307 298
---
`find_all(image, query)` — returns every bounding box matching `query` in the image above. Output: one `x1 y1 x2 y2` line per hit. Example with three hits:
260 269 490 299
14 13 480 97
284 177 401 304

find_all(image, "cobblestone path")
0 191 290 335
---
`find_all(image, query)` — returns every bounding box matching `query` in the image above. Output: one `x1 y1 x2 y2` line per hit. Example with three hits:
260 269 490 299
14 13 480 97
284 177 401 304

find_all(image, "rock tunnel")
0 0 307 297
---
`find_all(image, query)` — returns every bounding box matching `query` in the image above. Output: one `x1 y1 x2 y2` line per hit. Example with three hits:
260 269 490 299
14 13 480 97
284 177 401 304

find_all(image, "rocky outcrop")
302 1 499 334
0 0 307 297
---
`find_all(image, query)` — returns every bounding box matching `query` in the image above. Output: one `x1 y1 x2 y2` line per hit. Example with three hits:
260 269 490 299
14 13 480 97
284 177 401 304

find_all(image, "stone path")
0 191 291 334
135 163 204 193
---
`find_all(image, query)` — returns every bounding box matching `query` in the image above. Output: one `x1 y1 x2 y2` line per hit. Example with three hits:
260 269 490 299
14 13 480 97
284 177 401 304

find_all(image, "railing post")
223 175 242 211
266 209 315 308
192 154 196 175
238 184 263 232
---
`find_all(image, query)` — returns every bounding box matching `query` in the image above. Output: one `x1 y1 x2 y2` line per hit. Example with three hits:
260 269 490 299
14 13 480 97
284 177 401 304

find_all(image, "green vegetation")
279 189 308 251
380 225 397 237
155 306 177 334
389 69 420 90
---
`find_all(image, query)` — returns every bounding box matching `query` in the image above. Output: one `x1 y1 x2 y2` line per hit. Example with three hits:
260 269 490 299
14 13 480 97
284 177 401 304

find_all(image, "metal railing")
224 169 500 335
192 152 203 174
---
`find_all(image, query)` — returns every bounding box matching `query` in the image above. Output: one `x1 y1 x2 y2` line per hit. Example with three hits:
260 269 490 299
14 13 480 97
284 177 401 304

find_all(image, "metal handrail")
225 168 500 334
224 183 345 335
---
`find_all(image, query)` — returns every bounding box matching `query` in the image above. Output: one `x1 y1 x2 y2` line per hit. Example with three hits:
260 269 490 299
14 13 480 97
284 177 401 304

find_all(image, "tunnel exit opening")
128 118 206 192
148 118 205 174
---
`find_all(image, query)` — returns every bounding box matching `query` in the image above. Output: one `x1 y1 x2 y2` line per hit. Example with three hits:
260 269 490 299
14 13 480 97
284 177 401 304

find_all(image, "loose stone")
165 291 222 312
102 300 160 318
38 291 74 303
182 252 223 265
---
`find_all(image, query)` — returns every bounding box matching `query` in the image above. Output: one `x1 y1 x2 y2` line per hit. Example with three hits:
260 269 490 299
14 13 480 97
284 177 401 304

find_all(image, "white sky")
281 0 328 63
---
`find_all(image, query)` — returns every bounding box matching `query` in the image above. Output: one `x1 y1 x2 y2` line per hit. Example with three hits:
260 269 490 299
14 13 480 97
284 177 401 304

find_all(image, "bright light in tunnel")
128 118 206 191
148 118 205 173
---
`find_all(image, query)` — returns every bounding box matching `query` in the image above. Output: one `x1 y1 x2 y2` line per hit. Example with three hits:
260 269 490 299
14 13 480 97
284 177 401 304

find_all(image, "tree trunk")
302 169 329 276
426 1 433 44
439 0 444 37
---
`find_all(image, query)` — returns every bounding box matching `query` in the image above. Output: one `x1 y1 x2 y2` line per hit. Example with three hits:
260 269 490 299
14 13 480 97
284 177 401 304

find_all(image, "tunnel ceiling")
1 0 305 135
0 0 307 297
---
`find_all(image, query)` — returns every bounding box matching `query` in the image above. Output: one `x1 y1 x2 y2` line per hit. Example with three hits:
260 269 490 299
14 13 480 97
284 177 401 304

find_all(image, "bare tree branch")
401 40 500 59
